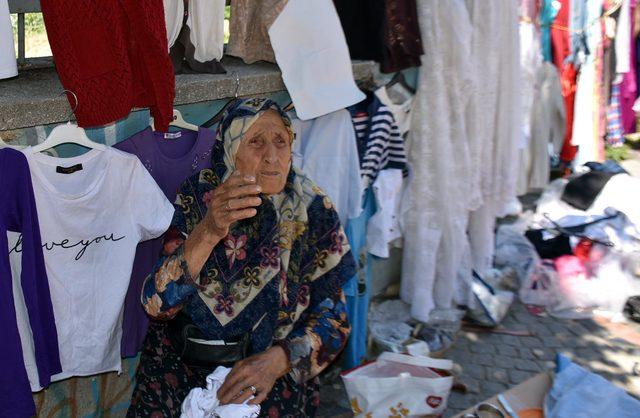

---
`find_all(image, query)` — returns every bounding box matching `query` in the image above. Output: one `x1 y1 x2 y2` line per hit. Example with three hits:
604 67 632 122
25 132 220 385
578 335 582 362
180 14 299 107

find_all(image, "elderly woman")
127 98 355 417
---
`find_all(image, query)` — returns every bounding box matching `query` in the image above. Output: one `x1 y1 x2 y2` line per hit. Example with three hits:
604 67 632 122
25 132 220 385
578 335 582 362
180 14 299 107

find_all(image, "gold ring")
249 385 257 394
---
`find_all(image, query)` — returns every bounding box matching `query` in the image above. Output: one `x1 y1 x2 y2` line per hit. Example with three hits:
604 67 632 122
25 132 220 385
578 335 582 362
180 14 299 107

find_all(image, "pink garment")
621 0 638 133
555 255 588 280
520 0 541 21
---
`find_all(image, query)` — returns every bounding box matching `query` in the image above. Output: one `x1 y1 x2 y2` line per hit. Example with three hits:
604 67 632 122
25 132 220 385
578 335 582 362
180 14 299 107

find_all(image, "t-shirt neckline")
146 126 204 165
25 147 111 201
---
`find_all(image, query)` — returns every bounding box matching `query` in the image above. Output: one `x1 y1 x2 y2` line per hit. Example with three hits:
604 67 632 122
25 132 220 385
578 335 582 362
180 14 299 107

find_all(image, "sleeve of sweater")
3 150 61 387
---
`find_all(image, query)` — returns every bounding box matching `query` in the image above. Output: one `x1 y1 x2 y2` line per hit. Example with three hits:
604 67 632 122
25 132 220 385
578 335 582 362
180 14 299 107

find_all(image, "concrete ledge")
0 57 375 131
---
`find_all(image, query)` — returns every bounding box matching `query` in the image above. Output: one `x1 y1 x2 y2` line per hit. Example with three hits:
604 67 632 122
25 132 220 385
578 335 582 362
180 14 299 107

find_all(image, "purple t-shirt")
1 149 61 418
115 127 215 356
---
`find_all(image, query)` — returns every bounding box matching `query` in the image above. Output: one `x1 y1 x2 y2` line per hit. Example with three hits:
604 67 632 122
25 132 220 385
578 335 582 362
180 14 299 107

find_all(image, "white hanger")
31 91 106 153
150 109 199 132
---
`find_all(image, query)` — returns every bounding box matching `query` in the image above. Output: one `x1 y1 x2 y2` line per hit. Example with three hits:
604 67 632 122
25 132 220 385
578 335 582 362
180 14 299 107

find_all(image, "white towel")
181 366 260 418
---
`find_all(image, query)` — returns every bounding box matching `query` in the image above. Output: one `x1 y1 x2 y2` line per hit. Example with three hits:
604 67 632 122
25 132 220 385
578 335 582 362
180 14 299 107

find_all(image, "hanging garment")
367 169 403 258
348 92 375 160
375 85 413 138
519 62 566 193
619 0 638 133
114 127 215 357
541 0 561 62
0 149 61 418
333 0 385 62
226 0 287 64
291 109 363 225
0 0 17 79
551 0 580 163
40 0 174 131
607 82 625 145
164 0 226 74
465 1 522 277
9 147 173 383
401 0 476 321
572 0 605 167
342 189 376 370
269 0 365 120
360 96 407 188
517 0 544 195
381 0 424 73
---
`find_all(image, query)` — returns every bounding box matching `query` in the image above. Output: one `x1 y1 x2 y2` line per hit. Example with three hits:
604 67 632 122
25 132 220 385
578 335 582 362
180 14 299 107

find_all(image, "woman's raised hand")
202 171 262 240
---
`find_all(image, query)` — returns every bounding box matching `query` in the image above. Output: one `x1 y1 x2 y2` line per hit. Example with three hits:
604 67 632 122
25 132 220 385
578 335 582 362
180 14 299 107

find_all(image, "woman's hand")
202 171 263 240
217 346 290 405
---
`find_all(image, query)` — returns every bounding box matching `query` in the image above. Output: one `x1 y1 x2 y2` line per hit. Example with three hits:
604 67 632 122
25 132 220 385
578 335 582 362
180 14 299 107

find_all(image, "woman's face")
235 109 292 195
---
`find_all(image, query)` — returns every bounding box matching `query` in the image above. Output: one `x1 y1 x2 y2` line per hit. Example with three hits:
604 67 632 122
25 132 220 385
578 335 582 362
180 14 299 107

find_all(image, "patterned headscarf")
173 98 354 350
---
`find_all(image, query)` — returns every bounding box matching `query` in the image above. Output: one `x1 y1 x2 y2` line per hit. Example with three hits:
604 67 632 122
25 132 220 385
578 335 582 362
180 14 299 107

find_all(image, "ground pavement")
315 301 640 418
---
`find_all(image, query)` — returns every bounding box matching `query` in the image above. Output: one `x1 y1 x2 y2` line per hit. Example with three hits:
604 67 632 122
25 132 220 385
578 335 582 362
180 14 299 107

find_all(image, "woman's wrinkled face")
235 109 292 195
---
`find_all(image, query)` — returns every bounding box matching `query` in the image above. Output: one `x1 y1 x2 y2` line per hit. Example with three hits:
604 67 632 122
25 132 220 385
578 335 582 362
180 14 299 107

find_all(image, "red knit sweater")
41 0 174 131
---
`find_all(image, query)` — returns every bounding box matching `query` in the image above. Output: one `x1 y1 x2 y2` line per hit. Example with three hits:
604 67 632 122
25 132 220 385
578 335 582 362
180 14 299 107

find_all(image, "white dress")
401 0 474 321
402 1 521 320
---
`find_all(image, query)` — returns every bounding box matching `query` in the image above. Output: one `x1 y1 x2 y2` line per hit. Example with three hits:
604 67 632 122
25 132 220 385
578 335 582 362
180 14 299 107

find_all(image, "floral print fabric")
137 98 354 410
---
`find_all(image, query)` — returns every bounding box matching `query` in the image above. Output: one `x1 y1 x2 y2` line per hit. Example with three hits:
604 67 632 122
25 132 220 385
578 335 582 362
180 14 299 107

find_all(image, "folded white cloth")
181 366 260 418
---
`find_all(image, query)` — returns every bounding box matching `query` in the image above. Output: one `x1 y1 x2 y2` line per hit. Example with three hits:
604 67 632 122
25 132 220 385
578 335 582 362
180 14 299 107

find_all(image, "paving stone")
518 348 535 360
470 343 496 354
509 369 533 384
499 335 522 347
473 353 495 367
542 337 567 349
533 348 556 361
495 355 516 369
463 365 486 380
461 376 481 394
515 359 542 372
496 345 518 357
520 337 544 348
483 381 509 396
548 323 569 335
576 348 603 362
490 369 509 384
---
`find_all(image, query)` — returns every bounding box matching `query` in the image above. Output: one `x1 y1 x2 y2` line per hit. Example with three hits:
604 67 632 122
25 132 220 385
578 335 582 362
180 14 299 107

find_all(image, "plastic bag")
495 225 540 287
342 352 453 418
466 271 514 327
519 259 560 307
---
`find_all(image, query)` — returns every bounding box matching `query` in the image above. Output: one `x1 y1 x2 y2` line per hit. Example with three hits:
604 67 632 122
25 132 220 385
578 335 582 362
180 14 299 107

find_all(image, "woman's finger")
228 386 255 405
218 365 250 402
225 183 262 199
226 196 262 210
219 378 255 405
228 208 258 221
247 389 269 405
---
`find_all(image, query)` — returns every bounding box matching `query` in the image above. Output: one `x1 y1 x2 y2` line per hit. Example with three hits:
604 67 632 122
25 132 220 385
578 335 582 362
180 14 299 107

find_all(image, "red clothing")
550 0 579 162
41 1 174 131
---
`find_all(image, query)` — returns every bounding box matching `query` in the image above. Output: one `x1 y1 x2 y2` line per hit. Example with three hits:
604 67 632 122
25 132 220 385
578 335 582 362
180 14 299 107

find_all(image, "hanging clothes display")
541 0 561 62
0 0 17 79
269 0 365 120
0 149 61 418
401 0 476 321
39 0 174 131
572 0 606 167
519 62 567 192
164 0 226 74
375 85 414 138
551 0 580 163
619 0 638 133
226 0 287 64
9 147 173 383
291 109 363 225
114 127 215 357
465 1 522 278
381 0 424 73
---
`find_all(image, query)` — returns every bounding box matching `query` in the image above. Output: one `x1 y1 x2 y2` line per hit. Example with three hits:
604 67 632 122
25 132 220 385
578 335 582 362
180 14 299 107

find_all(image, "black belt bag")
166 313 250 369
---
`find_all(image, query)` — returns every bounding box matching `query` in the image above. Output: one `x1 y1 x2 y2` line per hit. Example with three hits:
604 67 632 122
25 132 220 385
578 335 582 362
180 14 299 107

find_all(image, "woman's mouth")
260 171 280 177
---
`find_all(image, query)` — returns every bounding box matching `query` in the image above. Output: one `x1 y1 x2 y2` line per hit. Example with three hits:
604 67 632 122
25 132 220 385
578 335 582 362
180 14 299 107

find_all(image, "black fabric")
624 296 640 323
333 0 385 62
525 229 574 259
169 0 226 74
561 171 617 210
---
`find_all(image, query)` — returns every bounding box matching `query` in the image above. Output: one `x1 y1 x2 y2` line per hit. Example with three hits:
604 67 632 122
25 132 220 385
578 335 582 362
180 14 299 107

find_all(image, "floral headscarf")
172 98 354 350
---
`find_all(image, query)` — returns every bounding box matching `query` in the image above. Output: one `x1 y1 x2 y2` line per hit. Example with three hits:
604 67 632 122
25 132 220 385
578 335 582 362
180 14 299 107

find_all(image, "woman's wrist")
268 345 292 378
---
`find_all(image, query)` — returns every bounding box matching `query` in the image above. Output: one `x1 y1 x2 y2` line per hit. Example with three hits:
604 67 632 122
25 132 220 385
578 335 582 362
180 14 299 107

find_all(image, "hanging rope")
540 0 623 34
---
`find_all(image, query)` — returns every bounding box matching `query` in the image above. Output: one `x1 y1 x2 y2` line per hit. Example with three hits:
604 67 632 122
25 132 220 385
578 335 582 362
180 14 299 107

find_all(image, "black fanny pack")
166 313 250 369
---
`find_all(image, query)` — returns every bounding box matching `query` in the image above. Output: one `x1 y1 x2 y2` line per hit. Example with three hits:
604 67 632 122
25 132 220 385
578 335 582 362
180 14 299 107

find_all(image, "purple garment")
114 127 215 357
0 149 61 418
621 0 638 134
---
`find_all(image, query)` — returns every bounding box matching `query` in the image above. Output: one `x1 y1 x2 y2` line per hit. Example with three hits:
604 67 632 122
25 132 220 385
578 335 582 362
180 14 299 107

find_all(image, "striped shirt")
360 101 407 187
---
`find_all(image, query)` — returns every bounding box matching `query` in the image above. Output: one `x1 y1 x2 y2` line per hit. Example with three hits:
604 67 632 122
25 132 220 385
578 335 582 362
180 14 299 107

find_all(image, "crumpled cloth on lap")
181 366 260 418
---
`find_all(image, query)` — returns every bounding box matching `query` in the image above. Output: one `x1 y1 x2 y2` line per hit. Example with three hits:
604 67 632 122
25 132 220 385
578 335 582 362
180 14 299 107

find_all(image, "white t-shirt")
0 0 18 79
9 147 173 384
291 109 363 225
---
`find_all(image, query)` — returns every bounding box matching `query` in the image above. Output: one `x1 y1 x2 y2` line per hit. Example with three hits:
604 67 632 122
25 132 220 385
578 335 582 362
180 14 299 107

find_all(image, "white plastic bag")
342 352 453 418
519 259 560 307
